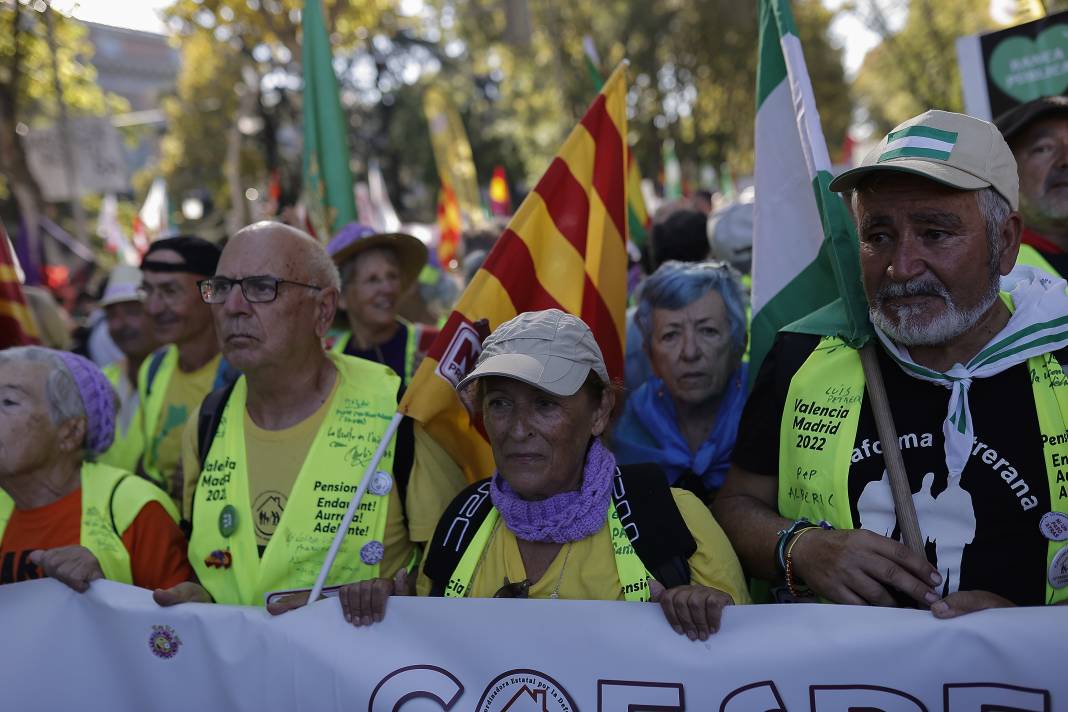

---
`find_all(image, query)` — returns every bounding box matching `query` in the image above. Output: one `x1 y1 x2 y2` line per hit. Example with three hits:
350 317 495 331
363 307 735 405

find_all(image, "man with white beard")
713 110 1068 615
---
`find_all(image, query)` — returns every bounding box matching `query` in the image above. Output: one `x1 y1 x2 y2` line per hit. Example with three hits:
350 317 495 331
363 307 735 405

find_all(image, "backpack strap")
144 348 169 396
422 478 494 597
613 464 696 590
196 383 237 468
391 382 414 509
392 415 414 510
212 357 241 391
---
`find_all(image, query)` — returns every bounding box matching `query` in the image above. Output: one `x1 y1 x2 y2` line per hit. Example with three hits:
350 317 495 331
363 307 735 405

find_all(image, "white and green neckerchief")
875 265 1068 477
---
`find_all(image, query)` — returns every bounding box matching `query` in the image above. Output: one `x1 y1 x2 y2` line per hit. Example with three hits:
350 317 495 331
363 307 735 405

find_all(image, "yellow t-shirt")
417 488 751 604
149 353 221 496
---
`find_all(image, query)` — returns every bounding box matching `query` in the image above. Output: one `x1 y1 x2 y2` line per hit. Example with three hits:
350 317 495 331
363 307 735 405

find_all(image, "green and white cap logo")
829 109 1019 210
879 126 958 163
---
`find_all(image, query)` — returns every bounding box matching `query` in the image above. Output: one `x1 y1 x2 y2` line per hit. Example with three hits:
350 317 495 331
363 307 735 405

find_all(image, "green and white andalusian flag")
301 0 357 237
749 0 871 386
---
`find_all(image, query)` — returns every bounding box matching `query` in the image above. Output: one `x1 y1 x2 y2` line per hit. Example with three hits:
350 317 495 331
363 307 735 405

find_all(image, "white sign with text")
0 579 1059 711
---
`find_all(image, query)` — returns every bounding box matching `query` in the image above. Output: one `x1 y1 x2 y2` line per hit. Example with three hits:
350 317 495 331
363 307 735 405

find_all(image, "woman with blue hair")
610 261 749 502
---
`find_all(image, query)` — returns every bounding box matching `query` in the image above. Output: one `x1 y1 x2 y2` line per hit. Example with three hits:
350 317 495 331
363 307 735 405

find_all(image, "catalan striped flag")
400 63 631 481
0 222 40 348
583 39 650 249
436 182 462 269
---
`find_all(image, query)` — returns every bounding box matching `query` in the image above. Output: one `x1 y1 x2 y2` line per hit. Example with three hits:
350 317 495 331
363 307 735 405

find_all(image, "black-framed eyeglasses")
197 276 323 304
493 577 531 599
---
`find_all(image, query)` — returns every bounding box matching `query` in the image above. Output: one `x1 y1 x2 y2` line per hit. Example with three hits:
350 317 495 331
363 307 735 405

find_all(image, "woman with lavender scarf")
337 310 749 640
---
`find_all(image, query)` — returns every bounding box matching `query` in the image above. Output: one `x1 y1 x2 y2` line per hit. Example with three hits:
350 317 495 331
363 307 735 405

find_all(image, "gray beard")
869 276 1000 348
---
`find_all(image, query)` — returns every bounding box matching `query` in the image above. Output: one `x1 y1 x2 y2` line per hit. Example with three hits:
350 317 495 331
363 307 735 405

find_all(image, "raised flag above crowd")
584 38 652 249
424 86 484 229
0 222 40 349
400 63 632 481
748 0 871 385
300 0 357 236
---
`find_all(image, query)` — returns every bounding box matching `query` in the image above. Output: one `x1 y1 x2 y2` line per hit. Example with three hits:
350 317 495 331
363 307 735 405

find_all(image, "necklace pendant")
549 592 559 600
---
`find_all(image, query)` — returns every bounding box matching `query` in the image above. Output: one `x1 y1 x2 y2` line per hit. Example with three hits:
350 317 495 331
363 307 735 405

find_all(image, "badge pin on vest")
361 540 385 566
218 504 238 537
369 471 393 497
1049 546 1068 589
1039 511 1068 542
204 549 233 569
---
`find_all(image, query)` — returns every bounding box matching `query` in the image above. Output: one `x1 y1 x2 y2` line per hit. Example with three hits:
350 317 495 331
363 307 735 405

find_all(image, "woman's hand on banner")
340 568 412 626
650 580 733 641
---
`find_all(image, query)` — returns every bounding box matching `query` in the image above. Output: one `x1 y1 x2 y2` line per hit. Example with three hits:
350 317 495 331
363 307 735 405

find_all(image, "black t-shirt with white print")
733 332 1053 605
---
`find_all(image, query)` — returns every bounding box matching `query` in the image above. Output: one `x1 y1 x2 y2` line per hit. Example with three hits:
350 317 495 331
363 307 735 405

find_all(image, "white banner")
0 579 1060 711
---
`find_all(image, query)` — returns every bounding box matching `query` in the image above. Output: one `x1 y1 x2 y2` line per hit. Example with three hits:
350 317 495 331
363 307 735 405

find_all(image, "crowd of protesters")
2 100 1067 642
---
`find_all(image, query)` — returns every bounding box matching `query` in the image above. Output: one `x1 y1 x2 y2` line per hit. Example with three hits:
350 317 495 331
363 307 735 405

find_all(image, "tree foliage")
851 0 997 133
0 2 128 259
123 1 852 232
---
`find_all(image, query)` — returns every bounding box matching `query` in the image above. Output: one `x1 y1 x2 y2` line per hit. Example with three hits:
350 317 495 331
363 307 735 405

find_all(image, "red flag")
401 64 630 481
436 183 462 269
488 165 512 216
0 222 41 348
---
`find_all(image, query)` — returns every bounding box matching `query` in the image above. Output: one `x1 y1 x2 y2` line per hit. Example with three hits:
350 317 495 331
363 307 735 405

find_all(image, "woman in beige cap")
337 309 749 640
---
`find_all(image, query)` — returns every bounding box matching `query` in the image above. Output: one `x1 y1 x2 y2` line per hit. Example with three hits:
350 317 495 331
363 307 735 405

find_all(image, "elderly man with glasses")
154 221 464 610
137 236 238 502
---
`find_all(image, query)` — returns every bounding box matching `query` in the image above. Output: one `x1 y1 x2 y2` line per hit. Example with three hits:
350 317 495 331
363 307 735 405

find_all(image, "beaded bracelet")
775 518 817 575
784 525 820 597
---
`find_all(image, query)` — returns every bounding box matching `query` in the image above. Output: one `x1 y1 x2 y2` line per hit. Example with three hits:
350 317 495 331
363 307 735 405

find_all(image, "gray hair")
976 187 1012 275
0 346 86 425
635 261 749 354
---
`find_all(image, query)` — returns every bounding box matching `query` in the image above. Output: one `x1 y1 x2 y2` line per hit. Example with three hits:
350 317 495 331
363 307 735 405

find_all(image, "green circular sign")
218 504 238 537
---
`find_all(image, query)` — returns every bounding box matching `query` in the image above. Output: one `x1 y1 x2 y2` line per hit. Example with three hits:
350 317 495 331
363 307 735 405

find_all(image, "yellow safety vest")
444 501 654 602
137 346 234 488
1016 244 1062 280
0 462 179 584
330 319 422 384
779 336 1068 605
98 362 145 474
189 352 400 606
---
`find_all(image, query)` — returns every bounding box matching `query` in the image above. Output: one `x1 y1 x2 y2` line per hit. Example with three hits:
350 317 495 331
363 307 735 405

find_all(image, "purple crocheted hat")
55 352 116 455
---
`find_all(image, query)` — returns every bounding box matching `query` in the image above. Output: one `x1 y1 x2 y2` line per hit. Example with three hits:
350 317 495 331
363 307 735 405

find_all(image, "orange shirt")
0 488 192 590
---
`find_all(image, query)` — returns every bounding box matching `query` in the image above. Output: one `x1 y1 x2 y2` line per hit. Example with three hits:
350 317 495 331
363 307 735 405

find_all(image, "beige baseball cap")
829 110 1019 210
456 309 609 396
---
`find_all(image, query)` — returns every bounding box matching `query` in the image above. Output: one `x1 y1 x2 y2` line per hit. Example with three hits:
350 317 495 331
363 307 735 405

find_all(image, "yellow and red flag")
0 223 40 349
488 165 512 216
436 182 463 269
400 64 630 481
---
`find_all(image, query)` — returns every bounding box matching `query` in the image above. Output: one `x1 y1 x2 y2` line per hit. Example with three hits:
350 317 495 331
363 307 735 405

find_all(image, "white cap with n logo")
829 109 1019 210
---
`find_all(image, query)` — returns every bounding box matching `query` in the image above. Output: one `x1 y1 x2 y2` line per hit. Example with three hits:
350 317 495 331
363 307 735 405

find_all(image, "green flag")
301 0 356 237
749 0 871 387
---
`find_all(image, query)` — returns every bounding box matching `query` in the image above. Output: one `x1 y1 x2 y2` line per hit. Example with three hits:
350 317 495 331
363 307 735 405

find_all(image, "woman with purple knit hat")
336 310 749 640
0 347 191 592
